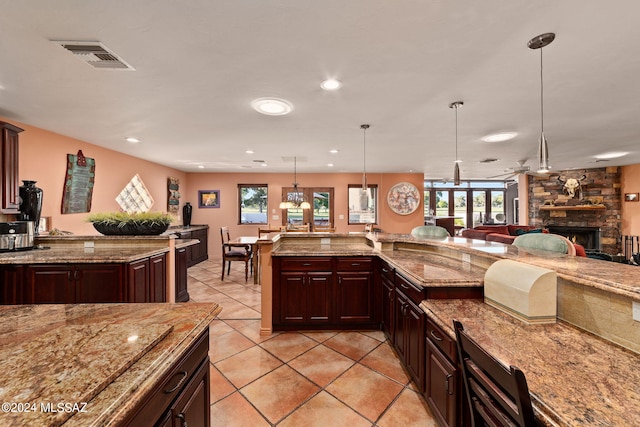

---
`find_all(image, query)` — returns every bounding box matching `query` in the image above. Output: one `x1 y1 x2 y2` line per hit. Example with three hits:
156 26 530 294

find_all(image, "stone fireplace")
528 166 622 255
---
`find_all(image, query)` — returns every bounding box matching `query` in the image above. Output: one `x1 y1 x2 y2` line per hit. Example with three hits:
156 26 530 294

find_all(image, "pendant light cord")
540 47 544 134
454 105 459 161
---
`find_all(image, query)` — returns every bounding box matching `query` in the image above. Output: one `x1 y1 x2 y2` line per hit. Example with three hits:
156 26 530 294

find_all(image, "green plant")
87 211 173 227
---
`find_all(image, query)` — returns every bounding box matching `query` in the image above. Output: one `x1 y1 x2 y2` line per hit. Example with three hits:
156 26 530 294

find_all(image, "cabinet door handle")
445 374 453 395
163 370 188 394
67 271 72 281
430 329 443 342
74 270 81 281
176 413 188 427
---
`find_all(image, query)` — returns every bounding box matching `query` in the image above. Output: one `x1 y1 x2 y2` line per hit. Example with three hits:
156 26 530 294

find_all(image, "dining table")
229 236 260 284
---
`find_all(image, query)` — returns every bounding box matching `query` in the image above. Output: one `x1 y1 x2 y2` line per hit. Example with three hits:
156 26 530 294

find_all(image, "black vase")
19 180 43 235
183 202 192 227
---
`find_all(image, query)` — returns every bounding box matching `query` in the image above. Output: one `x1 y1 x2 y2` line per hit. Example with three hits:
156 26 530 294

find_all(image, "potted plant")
87 211 173 235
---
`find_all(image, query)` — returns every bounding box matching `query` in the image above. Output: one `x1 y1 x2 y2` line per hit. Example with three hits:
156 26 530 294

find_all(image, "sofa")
461 224 544 244
461 224 587 257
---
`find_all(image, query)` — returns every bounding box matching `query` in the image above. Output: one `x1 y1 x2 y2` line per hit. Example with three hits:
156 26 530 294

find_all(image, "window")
281 187 334 230
348 184 378 224
424 181 508 229
238 184 268 224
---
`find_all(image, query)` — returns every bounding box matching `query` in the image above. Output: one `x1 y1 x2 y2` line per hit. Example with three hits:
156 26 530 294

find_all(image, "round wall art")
387 182 420 215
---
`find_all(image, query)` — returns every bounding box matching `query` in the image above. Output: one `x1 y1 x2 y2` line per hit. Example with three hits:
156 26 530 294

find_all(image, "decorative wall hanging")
116 174 154 213
199 190 220 208
61 150 95 214
387 182 420 215
625 193 639 202
167 177 181 214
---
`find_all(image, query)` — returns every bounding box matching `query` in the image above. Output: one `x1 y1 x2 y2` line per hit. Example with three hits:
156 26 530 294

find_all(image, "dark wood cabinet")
379 260 395 340
23 264 124 304
1 121 23 214
179 226 209 267
336 257 375 326
0 265 23 304
175 246 189 302
127 253 167 303
5 254 166 304
125 329 210 427
425 317 461 427
167 353 210 427
190 227 209 266
394 273 426 392
277 257 332 325
273 256 378 330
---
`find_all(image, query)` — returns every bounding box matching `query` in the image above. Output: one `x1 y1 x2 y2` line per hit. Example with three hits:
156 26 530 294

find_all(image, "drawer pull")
176 413 188 427
351 263 360 266
430 329 443 342
302 263 312 266
445 373 453 394
164 370 188 394
382 268 389 273
399 282 409 290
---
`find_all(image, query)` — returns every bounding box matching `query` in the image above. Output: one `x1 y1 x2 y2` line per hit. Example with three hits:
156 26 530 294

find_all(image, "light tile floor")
188 259 437 426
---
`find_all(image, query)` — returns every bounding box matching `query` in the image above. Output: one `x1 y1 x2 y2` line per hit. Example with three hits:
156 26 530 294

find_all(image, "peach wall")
621 164 640 236
185 172 424 258
3 117 187 235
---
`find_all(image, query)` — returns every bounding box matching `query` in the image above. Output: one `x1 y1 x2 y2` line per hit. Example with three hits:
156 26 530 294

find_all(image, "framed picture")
38 216 51 233
198 190 220 208
387 182 420 215
625 193 639 202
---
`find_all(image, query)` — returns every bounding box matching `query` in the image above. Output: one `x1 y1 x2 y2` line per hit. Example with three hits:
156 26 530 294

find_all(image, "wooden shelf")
539 205 606 211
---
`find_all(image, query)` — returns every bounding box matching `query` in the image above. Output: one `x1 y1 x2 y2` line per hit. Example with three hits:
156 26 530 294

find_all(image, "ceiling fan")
488 160 548 180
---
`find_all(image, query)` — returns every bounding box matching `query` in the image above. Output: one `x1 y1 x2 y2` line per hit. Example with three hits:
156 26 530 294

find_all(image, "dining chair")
258 226 280 237
220 226 252 282
314 224 335 232
513 233 576 256
453 320 536 427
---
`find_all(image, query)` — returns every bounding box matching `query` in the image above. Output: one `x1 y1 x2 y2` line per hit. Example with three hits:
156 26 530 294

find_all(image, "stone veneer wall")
528 166 622 255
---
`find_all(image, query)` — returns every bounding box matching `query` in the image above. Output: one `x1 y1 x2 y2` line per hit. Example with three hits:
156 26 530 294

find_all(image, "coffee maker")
0 221 35 252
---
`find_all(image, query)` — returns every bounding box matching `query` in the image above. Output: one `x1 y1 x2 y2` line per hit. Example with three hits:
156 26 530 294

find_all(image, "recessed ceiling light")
329 149 339 154
327 163 334 167
481 132 518 143
125 137 140 143
261 163 268 167
197 165 205 169
251 97 293 116
245 149 254 154
320 79 342 90
594 151 628 159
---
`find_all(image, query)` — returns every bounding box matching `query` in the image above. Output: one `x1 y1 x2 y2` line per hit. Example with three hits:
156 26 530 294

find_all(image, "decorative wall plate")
387 182 421 215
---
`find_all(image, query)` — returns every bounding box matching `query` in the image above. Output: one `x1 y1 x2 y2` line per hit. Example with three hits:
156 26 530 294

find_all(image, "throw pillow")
514 228 543 236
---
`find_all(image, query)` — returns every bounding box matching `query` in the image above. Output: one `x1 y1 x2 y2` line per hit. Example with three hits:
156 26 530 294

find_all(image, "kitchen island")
0 234 199 304
0 302 221 426
257 232 640 426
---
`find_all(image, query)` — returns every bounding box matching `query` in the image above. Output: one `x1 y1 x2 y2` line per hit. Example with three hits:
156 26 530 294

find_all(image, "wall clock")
387 182 421 215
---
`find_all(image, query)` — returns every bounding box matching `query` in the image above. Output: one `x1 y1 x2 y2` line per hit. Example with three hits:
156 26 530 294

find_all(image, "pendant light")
279 156 311 209
528 32 555 173
449 101 463 186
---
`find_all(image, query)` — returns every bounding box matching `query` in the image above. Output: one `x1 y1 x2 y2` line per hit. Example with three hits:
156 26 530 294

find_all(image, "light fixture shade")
453 162 461 186
537 133 551 172
300 201 311 210
279 201 293 209
449 101 463 186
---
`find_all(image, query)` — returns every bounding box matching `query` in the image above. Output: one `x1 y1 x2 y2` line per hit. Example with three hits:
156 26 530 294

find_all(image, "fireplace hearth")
547 226 601 252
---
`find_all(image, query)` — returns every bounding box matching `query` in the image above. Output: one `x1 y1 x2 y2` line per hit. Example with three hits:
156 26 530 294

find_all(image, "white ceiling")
1 1 639 179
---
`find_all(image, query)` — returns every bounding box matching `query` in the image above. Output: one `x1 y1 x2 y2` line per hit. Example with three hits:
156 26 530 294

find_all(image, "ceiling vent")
52 41 135 70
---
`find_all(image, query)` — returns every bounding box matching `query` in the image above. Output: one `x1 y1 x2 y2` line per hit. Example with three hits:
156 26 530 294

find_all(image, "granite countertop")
421 298 640 427
0 303 221 427
271 239 484 288
0 246 170 264
380 250 484 288
374 233 640 301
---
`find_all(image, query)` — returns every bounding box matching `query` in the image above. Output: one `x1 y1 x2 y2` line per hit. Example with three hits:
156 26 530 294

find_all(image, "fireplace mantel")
539 205 606 211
